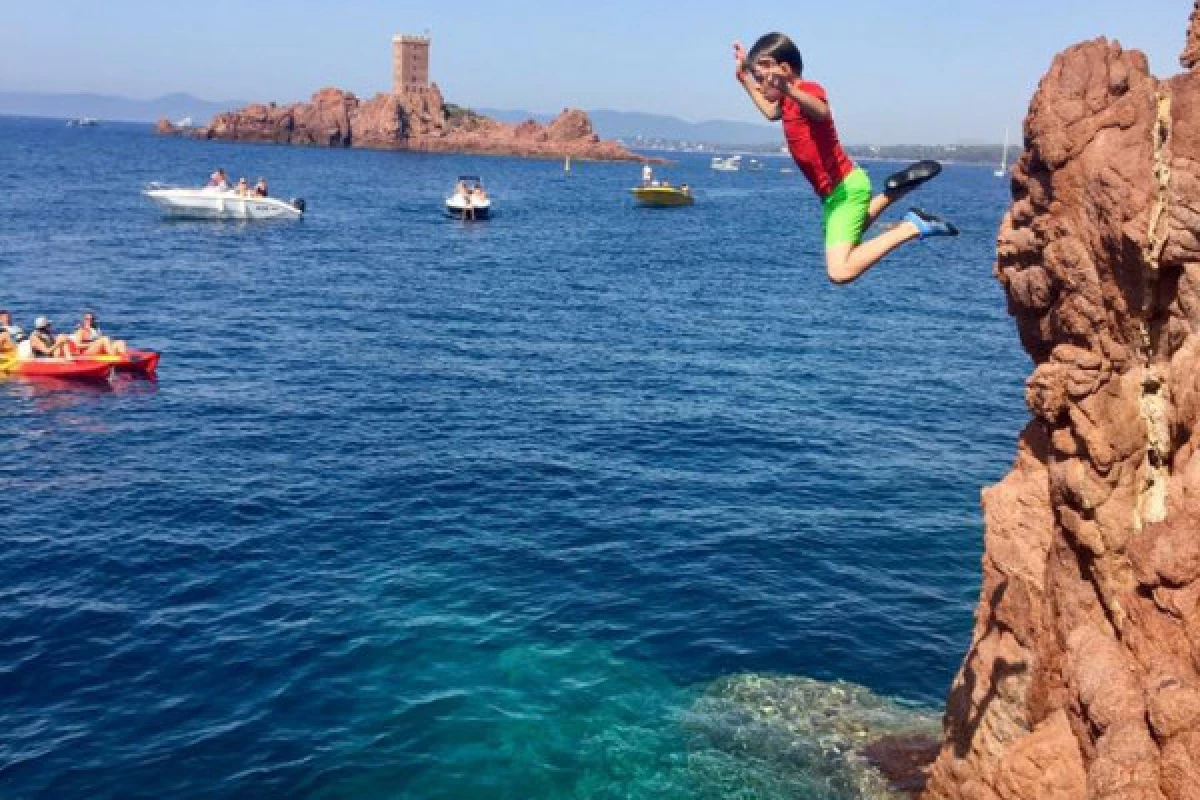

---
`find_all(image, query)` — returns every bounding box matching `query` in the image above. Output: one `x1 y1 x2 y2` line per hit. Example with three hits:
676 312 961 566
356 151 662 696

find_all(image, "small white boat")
746 158 765 172
445 175 491 220
67 117 99 127
710 155 741 172
143 185 305 220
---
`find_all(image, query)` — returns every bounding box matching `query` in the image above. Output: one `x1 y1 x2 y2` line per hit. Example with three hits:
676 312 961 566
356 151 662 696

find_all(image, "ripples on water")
0 117 1027 798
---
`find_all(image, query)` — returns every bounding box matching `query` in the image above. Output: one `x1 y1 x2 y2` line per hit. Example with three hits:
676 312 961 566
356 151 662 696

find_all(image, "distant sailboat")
994 128 1010 177
564 156 571 174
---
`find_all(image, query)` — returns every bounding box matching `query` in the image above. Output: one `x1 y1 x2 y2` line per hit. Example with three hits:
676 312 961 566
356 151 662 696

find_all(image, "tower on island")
392 34 431 94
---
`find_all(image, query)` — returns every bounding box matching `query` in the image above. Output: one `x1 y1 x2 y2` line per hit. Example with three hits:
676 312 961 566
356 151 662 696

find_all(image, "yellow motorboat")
631 185 694 207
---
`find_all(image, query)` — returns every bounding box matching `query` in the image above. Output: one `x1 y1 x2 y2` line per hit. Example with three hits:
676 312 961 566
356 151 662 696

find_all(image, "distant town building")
393 34 431 94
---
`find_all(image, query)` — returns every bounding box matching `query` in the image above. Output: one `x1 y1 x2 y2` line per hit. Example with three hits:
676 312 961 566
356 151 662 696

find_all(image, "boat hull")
77 349 160 375
631 187 694 207
445 198 491 219
145 188 303 220
0 355 113 381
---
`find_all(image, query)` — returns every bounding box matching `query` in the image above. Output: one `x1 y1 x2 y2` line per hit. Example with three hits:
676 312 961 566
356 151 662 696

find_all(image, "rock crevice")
924 5 1200 799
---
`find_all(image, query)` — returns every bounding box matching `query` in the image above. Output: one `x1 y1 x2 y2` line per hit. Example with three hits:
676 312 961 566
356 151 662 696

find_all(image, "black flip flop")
884 160 942 193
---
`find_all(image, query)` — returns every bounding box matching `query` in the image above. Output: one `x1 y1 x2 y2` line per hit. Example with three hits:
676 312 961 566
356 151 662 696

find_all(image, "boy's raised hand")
733 41 751 81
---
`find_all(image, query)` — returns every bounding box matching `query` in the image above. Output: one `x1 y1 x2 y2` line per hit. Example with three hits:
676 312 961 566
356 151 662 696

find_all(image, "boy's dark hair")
747 32 803 76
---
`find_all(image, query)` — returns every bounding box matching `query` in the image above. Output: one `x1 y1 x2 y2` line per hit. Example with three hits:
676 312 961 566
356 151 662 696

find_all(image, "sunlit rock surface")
187 87 645 162
924 4 1200 798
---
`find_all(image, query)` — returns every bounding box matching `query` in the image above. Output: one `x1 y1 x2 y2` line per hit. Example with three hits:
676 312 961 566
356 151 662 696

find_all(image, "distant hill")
0 92 239 125
479 108 779 146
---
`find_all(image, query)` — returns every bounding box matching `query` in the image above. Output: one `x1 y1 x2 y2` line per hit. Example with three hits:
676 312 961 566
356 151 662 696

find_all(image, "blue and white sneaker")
904 207 959 239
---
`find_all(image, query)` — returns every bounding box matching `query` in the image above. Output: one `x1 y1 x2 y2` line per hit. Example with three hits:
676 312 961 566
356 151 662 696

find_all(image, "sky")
0 0 1194 144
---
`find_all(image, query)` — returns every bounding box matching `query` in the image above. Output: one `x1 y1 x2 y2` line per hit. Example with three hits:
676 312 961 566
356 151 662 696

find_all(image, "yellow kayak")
631 186 694 207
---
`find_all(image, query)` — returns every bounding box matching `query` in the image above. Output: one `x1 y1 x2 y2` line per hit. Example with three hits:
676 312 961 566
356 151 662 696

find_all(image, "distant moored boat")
994 128 1010 177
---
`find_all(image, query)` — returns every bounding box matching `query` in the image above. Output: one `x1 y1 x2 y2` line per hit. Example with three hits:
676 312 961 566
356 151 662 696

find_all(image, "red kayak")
76 349 161 375
2 357 113 381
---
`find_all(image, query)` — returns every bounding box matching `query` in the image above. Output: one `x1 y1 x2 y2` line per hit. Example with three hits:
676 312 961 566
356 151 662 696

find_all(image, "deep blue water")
0 116 1028 798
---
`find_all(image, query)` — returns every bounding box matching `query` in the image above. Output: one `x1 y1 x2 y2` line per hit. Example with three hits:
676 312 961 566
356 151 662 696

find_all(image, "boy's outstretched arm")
733 42 781 121
770 75 830 122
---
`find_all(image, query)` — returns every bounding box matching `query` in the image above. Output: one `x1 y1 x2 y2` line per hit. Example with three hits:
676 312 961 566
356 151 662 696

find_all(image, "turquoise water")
0 117 1026 798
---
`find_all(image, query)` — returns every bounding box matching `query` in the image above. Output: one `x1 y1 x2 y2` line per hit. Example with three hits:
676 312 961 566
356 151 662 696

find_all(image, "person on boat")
0 310 23 353
462 184 486 220
642 163 653 187
680 183 691 195
71 312 127 356
254 177 269 197
733 33 956 284
25 317 72 359
455 182 477 220
207 168 229 190
235 177 250 196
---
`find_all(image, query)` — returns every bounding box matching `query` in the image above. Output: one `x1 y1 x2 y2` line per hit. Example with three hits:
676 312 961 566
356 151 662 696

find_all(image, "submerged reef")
690 674 941 799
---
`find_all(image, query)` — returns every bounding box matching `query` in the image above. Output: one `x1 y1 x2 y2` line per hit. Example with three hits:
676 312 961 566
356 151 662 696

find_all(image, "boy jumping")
734 33 958 284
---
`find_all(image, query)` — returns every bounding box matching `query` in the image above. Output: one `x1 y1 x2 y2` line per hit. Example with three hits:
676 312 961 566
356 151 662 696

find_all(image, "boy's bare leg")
825 222 920 284
863 188 908 232
864 160 943 232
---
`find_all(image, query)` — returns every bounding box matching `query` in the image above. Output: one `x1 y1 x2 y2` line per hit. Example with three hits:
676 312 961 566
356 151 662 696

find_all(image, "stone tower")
392 34 430 94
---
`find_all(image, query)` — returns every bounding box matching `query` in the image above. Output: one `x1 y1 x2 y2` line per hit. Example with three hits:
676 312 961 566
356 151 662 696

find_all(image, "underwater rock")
924 3 1200 799
691 674 941 799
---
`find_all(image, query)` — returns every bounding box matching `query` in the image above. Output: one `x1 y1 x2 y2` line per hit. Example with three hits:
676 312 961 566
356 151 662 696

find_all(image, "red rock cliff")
924 5 1200 799
192 87 645 162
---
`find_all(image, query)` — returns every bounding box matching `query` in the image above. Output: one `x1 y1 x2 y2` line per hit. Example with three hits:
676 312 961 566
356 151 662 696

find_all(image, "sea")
0 116 1029 799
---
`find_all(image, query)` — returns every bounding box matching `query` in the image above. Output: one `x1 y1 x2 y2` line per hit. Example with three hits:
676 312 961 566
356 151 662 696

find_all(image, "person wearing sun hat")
26 316 72 358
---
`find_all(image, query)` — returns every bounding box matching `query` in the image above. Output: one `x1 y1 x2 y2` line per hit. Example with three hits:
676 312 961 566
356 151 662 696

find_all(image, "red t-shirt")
781 81 855 198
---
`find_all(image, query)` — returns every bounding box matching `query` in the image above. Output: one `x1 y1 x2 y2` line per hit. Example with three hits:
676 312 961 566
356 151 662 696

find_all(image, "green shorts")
821 166 872 247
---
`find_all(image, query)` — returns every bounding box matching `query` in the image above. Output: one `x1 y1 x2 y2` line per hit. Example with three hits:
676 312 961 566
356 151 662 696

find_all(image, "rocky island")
157 85 646 163
924 4 1200 799
157 33 647 162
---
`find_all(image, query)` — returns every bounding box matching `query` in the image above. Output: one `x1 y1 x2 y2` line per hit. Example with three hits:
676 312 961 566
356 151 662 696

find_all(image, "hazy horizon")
1 0 1193 145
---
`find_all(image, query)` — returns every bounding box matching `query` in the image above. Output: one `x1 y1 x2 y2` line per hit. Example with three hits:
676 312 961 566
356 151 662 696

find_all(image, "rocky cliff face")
924 5 1200 800
175 86 643 162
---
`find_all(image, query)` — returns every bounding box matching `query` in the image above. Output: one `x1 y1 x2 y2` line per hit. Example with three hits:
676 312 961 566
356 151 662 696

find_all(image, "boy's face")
755 56 794 81
754 55 794 101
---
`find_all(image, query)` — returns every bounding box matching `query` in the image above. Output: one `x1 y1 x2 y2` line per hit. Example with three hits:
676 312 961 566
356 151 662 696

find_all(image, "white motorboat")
445 175 491 220
143 185 305 220
67 117 99 127
710 155 742 172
